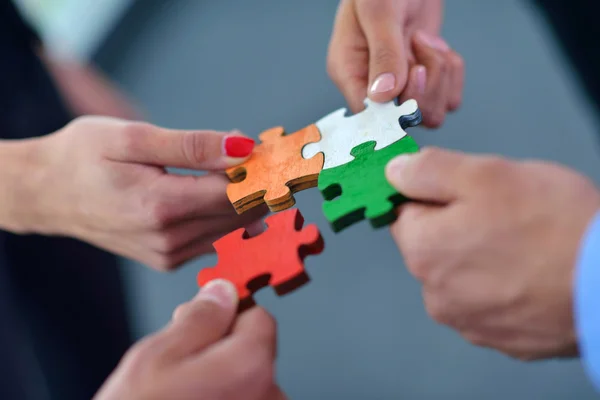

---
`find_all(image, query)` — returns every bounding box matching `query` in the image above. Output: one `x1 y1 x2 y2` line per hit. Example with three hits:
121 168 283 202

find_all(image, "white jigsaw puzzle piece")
302 98 420 170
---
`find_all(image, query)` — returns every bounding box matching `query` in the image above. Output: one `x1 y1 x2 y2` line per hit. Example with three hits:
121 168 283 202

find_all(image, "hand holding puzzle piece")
199 98 423 305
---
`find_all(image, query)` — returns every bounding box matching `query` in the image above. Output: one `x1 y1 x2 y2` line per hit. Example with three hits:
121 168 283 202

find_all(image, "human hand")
94 279 286 400
22 116 266 270
326 0 464 127
385 148 600 360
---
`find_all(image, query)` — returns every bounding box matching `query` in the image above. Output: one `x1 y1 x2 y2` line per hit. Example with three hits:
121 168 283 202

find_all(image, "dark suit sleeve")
1 0 41 47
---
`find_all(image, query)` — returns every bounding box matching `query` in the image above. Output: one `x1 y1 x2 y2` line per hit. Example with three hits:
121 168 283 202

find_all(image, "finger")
355 0 410 102
398 63 427 106
177 308 278 399
265 384 288 400
411 31 452 127
129 208 267 271
390 202 453 283
145 206 267 255
230 307 277 350
326 0 370 113
447 49 465 111
107 121 255 170
385 147 470 203
147 170 269 227
154 279 239 362
145 173 238 227
151 220 258 270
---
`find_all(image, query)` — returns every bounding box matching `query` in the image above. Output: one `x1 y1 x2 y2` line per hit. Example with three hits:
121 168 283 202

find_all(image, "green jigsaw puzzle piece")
318 136 419 232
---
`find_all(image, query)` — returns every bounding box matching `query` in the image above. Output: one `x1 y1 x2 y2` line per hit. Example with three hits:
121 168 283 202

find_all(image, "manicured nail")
196 279 238 308
416 31 449 52
416 65 427 94
223 135 255 158
370 72 396 94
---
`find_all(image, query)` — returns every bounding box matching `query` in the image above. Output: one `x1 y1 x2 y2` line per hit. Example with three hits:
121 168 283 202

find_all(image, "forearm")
37 48 141 120
0 139 43 233
575 209 600 392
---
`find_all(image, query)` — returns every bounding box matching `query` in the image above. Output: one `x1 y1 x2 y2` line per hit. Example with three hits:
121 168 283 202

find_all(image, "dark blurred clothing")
532 0 600 119
0 1 132 399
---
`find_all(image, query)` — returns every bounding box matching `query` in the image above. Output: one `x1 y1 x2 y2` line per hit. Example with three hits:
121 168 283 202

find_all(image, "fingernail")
223 135 255 158
416 65 427 94
386 154 415 183
415 65 427 94
370 72 396 94
416 31 450 52
196 279 238 308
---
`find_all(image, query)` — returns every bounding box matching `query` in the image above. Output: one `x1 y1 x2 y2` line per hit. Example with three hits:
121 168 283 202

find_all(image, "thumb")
357 0 410 103
385 147 467 203
156 279 239 361
109 122 255 170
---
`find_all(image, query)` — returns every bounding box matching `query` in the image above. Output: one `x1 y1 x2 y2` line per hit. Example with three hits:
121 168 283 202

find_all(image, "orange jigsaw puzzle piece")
226 124 324 214
197 208 324 310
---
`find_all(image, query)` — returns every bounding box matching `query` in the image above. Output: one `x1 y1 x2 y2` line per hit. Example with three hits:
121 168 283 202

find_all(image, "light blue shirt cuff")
575 209 600 392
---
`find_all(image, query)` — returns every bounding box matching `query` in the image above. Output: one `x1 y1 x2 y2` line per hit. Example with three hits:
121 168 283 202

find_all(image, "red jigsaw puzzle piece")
197 208 324 310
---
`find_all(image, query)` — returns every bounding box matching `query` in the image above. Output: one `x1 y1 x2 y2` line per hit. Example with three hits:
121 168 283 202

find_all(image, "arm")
575 209 600 391
37 49 142 120
0 139 43 234
5 0 139 120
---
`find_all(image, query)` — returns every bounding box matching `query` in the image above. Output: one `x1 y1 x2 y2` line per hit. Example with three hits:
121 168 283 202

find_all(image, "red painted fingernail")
223 135 255 158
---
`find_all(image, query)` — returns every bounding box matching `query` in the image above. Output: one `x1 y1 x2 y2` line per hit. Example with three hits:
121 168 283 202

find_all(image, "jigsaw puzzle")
318 136 419 232
197 208 324 310
302 98 422 170
226 125 324 214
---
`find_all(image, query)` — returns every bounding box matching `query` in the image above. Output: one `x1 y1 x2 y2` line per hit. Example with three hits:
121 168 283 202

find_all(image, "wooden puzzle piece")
318 136 419 232
302 98 422 170
197 208 324 310
226 125 324 214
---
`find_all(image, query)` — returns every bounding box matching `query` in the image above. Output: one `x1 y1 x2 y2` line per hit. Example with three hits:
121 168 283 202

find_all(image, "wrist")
0 137 48 234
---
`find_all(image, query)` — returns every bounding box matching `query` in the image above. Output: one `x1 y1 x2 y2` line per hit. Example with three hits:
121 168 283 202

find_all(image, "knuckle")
463 331 488 348
326 55 340 81
181 299 226 325
149 254 179 271
145 200 175 230
471 156 511 183
448 94 463 112
249 308 277 341
120 121 153 151
372 46 399 67
358 0 393 18
449 51 465 72
437 53 450 74
172 303 188 320
403 249 430 281
424 112 446 128
123 335 163 371
151 233 179 254
181 131 210 167
423 293 449 325
425 51 448 75
417 147 444 168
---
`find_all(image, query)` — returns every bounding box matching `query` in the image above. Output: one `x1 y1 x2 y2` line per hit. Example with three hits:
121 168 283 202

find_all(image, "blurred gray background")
90 0 600 398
